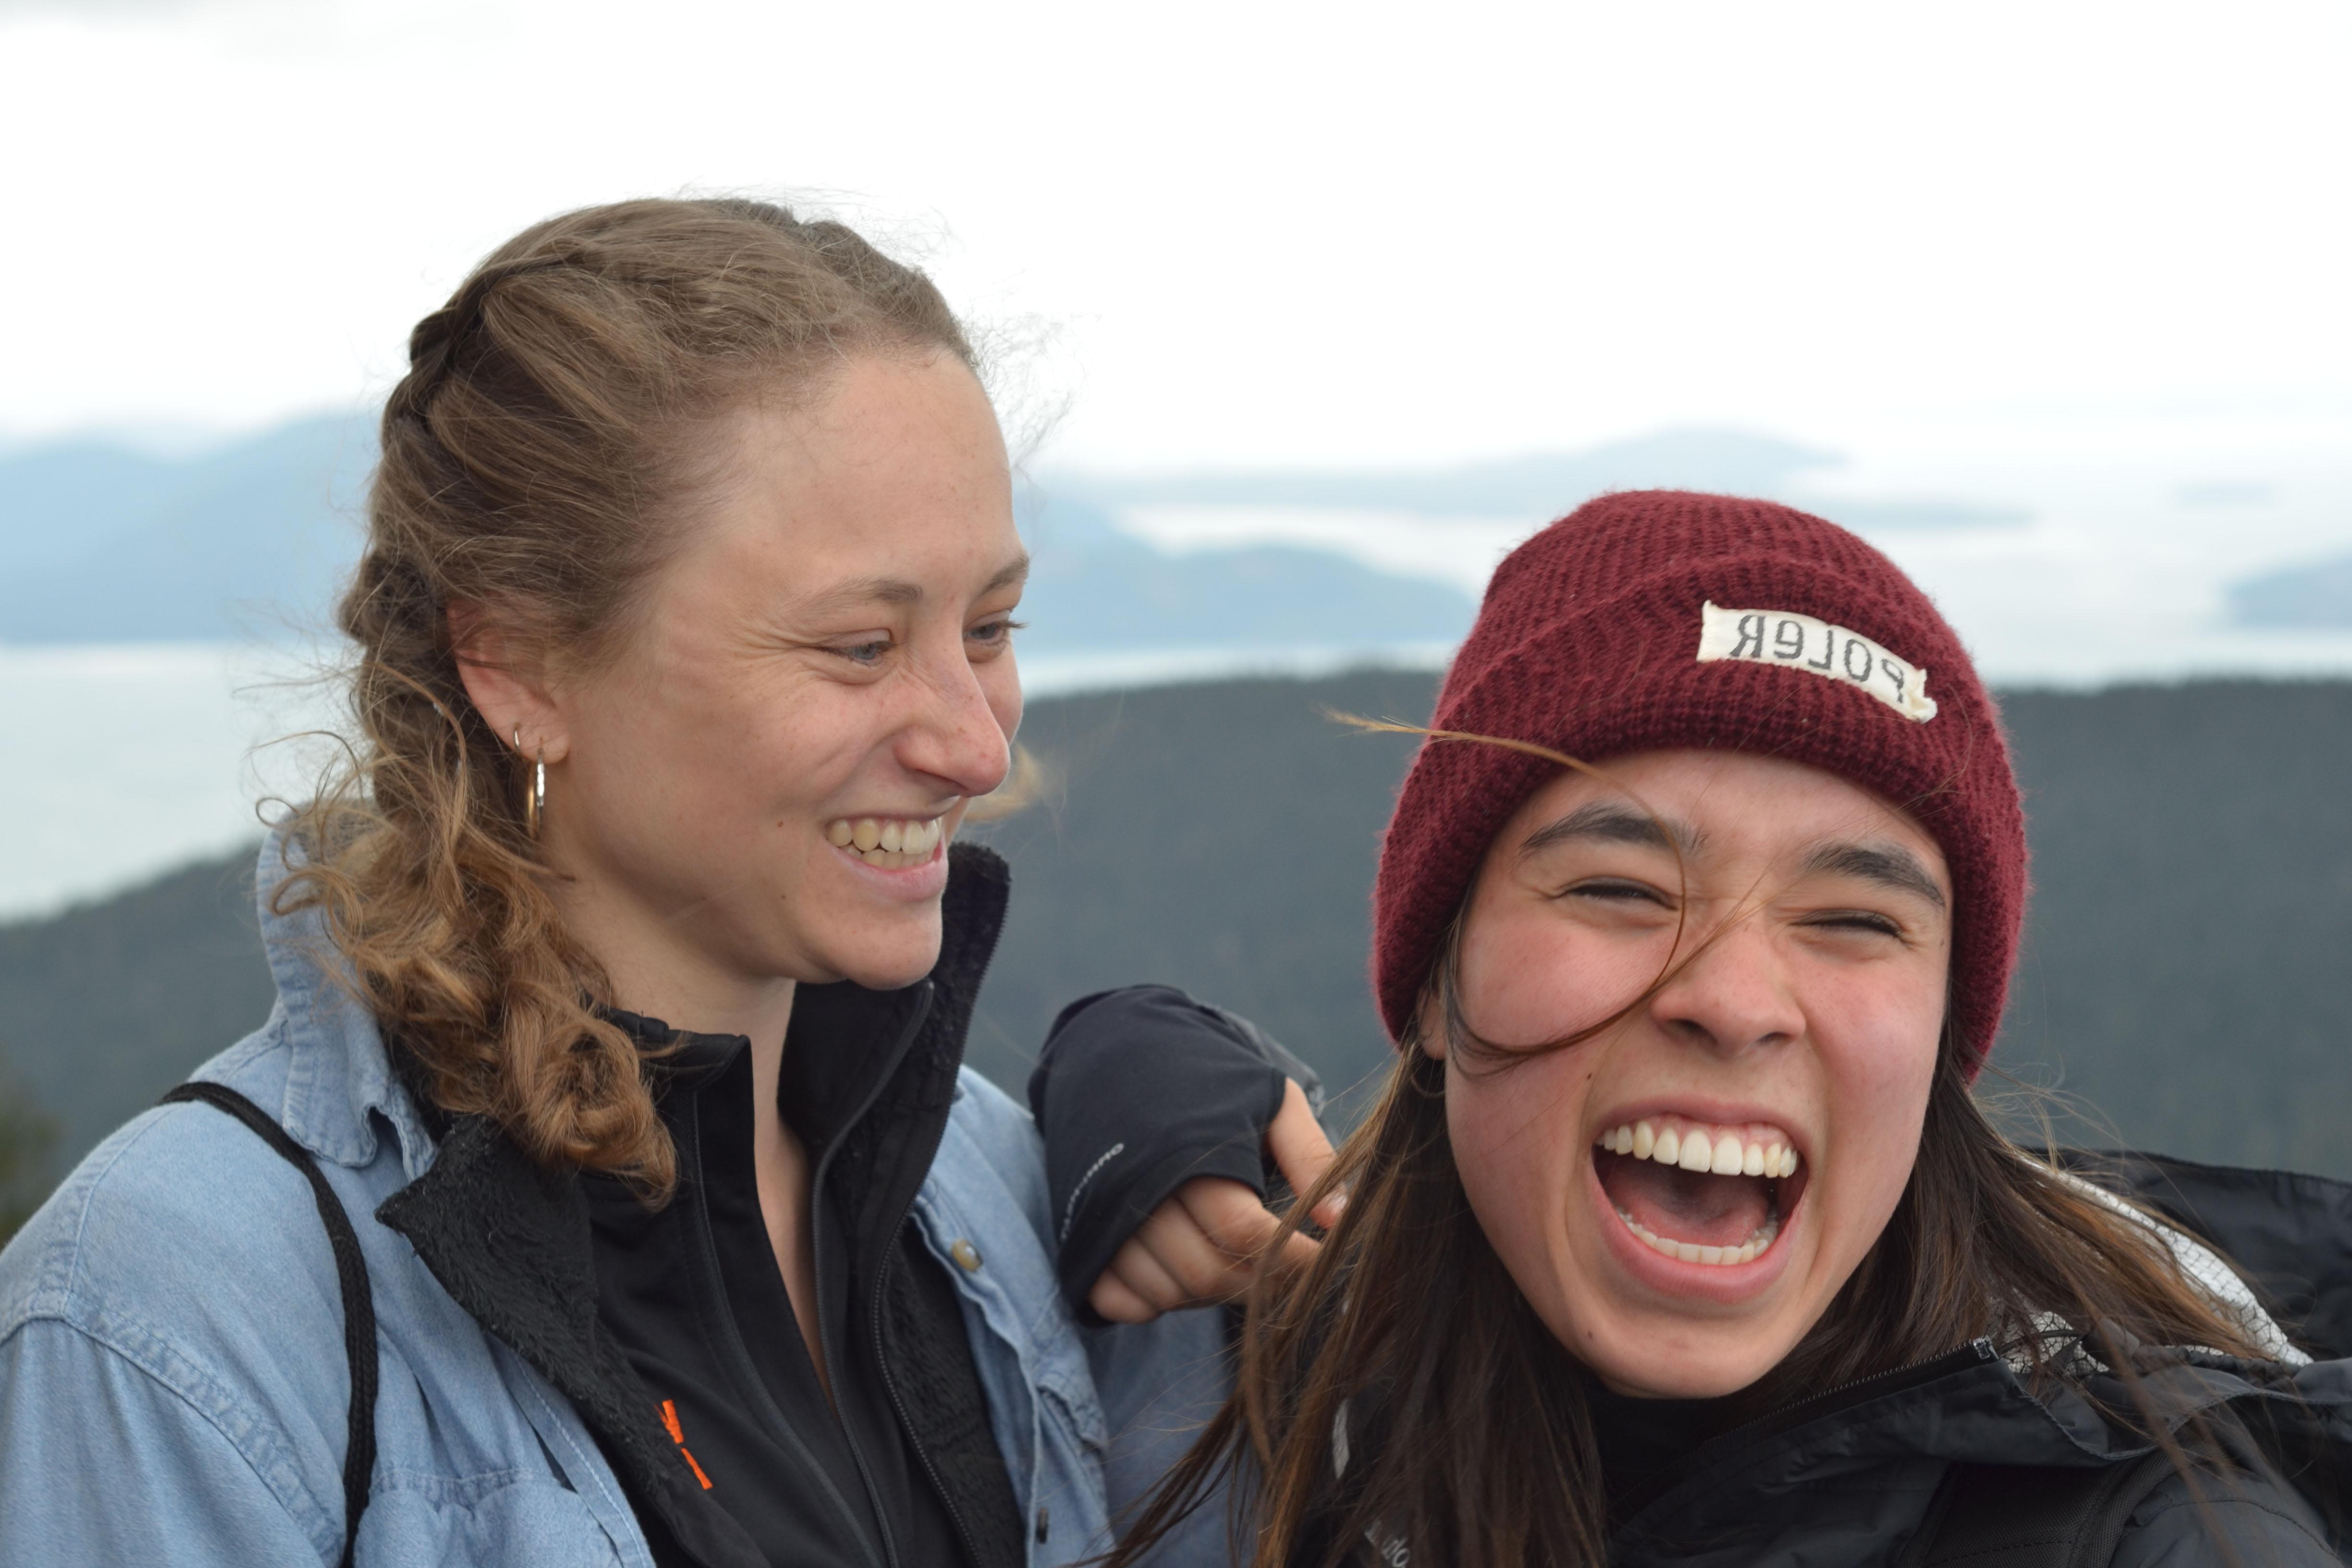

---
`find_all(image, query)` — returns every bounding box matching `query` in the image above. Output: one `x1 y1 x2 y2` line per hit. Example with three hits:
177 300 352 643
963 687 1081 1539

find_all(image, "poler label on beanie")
1369 490 2027 1076
1696 602 1938 723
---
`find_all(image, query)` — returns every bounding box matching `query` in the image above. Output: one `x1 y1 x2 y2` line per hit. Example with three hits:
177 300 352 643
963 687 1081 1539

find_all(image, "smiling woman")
0 198 1203 1568
445 363 1029 1091
1103 491 2352 1567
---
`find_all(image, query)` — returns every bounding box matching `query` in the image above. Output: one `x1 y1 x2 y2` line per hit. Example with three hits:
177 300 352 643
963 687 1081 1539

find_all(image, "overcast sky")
2 0 2347 470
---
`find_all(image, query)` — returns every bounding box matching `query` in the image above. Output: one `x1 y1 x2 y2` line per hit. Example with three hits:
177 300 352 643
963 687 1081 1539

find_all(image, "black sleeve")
1026 985 1325 1316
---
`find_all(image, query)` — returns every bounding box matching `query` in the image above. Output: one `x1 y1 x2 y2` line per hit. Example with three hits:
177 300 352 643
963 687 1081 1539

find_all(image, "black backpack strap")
163 1081 379 1568
1901 1452 2183 1568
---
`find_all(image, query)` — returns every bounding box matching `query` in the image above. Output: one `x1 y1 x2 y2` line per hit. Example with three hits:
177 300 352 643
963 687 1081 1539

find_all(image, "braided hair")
280 198 974 1196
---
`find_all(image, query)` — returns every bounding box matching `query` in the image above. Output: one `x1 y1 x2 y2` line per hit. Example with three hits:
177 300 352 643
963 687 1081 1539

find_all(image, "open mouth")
1593 1117 1809 1268
823 815 945 870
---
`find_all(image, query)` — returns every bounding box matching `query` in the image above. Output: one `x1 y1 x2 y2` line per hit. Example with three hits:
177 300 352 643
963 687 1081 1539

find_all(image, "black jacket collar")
376 843 1013 1568
1605 1155 2352 1564
599 975 933 1169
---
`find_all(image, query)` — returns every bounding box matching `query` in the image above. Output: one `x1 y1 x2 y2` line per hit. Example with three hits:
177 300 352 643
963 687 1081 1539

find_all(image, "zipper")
870 875 1012 1568
809 981 937 1568
676 1082 883 1565
837 861 1015 1568
1767 1336 1997 1425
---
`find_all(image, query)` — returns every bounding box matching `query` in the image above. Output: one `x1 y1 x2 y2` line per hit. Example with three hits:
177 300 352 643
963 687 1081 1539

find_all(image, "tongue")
1597 1151 1771 1248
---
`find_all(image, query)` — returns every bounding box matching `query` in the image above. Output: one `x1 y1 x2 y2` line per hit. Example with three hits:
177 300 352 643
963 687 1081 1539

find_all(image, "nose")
1644 913 1805 1057
896 636 1014 800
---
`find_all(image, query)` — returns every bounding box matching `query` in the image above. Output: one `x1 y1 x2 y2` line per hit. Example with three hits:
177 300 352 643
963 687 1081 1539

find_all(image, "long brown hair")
277 197 975 1197
1111 748 2278 1568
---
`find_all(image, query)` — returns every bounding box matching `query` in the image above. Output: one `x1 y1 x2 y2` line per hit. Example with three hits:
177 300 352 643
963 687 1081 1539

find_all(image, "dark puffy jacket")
1594 1153 2352 1567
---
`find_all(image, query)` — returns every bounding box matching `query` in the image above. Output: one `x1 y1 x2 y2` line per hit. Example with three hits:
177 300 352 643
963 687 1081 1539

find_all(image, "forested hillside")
969 673 2352 1176
3 672 2349 1206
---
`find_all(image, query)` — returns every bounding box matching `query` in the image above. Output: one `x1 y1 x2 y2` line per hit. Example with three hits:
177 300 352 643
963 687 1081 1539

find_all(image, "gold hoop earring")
514 726 545 840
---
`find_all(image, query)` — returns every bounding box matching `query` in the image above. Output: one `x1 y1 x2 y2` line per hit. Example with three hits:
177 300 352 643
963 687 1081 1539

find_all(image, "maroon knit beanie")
1371 490 2027 1075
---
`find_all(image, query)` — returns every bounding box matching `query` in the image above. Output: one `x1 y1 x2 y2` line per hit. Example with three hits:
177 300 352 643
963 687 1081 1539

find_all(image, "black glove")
1027 985 1324 1316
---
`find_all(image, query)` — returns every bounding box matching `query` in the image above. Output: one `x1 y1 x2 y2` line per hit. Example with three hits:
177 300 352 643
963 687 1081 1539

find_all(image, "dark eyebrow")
1801 842 1948 910
1519 801 1702 859
795 551 1030 619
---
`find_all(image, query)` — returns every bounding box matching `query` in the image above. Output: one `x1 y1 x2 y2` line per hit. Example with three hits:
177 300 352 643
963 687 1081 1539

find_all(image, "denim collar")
249 830 441 1180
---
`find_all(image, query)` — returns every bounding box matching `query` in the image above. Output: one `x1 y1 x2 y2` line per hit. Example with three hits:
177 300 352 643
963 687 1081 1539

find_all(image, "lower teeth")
1616 1206 1778 1267
846 845 930 868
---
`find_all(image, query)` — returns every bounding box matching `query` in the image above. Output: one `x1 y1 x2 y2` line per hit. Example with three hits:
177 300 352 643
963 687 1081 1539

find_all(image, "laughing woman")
1102 492 2352 1566
0 198 1218 1568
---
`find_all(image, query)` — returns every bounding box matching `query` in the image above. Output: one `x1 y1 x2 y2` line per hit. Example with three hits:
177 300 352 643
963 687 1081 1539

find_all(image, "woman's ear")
447 602 572 764
1414 992 1450 1061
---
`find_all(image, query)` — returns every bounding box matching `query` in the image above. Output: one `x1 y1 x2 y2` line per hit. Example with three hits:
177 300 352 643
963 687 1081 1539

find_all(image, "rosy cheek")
1456 916 1642 1050
1816 986 1942 1110
1446 1053 1589 1239
1809 996 1940 1259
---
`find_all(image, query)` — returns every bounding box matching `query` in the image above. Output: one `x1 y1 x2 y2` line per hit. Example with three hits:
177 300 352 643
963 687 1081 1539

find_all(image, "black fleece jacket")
379 844 1027 1568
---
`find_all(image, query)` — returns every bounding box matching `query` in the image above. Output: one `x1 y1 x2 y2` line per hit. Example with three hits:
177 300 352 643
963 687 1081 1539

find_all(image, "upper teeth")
824 816 944 865
1596 1118 1801 1180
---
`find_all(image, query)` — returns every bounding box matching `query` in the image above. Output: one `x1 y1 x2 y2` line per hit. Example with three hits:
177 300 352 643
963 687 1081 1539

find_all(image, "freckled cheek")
635 667 793 783
692 716 833 814
632 744 838 872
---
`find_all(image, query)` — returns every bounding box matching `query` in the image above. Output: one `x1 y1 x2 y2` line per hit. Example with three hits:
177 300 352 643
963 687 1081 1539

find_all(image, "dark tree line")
0 1057 58 1249
3 672 2349 1229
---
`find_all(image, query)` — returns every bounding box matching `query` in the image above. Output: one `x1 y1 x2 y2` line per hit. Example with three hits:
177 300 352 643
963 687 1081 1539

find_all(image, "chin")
817 921 945 992
1573 1302 1805 1399
1595 1345 1776 1400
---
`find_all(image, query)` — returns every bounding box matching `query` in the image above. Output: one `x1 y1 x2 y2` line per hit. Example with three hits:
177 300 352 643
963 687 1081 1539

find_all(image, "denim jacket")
0 836 1227 1567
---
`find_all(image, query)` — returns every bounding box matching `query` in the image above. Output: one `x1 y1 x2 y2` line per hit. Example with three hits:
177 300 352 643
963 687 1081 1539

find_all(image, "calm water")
0 640 1458 921
11 615 2352 922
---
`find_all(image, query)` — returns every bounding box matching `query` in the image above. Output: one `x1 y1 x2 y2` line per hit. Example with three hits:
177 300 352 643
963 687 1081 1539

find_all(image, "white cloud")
1 0 2348 469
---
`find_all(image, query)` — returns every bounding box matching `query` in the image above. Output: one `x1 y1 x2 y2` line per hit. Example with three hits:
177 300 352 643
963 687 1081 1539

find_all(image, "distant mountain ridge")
1013 490 1474 648
2230 552 2352 629
1 416 2049 649
1052 429 1845 514
1050 428 2034 533
0 411 373 642
0 410 1478 647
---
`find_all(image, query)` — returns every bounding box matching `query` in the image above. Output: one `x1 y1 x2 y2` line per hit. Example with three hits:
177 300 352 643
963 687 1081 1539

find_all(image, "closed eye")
1561 878 1672 908
1803 909 1904 937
